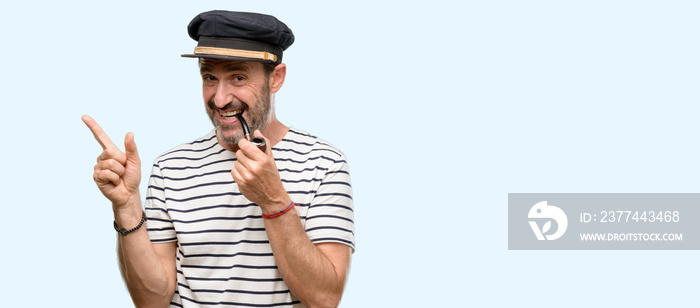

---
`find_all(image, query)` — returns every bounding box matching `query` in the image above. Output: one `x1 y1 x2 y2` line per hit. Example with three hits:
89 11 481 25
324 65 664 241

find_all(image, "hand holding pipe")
235 114 267 153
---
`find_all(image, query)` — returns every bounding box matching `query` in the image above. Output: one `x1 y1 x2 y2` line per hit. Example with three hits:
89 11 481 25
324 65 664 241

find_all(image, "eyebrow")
200 61 251 74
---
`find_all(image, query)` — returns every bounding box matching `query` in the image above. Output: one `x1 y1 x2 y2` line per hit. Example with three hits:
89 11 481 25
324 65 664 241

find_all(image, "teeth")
220 110 242 117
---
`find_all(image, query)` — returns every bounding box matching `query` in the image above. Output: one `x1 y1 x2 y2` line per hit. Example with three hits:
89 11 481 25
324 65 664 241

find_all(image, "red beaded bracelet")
262 201 296 219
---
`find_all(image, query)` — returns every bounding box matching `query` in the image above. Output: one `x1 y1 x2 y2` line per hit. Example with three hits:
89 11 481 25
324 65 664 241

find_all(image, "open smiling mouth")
219 109 244 121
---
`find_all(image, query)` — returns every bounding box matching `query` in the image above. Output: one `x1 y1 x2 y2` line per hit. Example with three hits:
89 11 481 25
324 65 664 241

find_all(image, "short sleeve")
145 159 177 243
304 157 355 252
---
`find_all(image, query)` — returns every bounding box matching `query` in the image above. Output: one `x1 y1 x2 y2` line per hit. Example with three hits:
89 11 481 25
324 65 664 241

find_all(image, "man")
83 10 355 308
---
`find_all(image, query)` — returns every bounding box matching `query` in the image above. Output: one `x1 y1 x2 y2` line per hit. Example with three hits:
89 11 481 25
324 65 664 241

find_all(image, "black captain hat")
181 11 294 64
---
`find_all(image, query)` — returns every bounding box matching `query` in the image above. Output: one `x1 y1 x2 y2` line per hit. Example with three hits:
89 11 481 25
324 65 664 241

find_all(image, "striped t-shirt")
144 128 355 307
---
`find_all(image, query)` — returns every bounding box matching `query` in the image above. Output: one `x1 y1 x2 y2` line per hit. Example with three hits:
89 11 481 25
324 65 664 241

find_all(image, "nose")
213 81 235 109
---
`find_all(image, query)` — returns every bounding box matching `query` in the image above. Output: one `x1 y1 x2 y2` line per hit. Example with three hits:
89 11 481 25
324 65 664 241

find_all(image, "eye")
231 75 247 86
202 74 217 86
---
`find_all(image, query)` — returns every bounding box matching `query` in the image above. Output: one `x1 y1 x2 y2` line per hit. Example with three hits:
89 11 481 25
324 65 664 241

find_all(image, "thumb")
124 132 141 164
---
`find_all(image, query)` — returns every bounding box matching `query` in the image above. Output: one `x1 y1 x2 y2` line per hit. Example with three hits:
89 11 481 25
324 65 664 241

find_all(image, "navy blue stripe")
326 170 349 176
146 207 168 214
180 240 269 247
176 227 265 235
287 190 316 195
312 237 354 246
278 166 328 174
281 177 322 184
148 217 174 223
156 169 231 181
170 215 261 224
319 181 352 187
162 140 218 156
178 271 283 283
287 128 313 138
167 203 257 213
306 226 354 234
177 282 289 295
287 129 335 149
146 196 165 203
170 300 183 307
147 185 166 191
190 134 217 144
305 214 354 223
279 138 314 146
165 192 243 203
151 237 177 243
184 251 272 257
275 147 341 157
179 294 300 307
161 180 235 192
315 192 353 200
159 148 227 163
274 155 346 165
286 129 339 150
181 264 277 270
309 203 354 212
147 227 175 232
160 158 232 171
182 252 273 258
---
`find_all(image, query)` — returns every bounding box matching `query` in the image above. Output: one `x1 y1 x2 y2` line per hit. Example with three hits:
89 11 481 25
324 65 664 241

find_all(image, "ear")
269 63 287 94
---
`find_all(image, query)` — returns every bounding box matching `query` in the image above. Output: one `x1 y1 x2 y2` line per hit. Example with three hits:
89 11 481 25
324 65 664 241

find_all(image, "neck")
260 116 289 148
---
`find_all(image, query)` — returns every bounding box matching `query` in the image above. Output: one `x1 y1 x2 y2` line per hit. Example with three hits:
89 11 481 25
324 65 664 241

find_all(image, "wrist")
262 201 296 219
112 195 143 227
114 210 146 235
259 197 293 216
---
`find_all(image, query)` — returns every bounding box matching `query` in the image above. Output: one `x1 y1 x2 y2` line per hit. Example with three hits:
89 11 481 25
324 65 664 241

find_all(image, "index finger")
81 115 115 150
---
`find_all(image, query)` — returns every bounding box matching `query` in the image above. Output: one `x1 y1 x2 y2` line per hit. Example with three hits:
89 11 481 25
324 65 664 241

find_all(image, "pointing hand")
82 115 142 208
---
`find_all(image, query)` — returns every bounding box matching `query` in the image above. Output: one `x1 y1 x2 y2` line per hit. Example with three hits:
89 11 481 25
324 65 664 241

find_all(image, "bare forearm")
264 210 350 307
115 202 175 308
232 136 351 306
83 117 175 307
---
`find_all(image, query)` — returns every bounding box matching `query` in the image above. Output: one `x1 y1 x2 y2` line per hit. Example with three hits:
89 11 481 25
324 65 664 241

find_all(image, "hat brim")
182 37 283 64
181 53 274 63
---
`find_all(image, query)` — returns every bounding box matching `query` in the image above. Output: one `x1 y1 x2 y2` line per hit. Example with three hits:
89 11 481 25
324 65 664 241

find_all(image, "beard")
207 81 272 145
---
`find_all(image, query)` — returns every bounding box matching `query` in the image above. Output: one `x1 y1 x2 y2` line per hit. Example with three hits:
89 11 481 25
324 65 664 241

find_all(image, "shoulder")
154 130 223 165
276 128 346 162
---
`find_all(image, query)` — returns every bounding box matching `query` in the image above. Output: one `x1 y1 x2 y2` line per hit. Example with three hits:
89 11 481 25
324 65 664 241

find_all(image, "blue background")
1 1 698 307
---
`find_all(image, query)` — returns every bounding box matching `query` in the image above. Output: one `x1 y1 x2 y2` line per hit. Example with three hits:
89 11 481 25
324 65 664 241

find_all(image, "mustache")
207 100 249 111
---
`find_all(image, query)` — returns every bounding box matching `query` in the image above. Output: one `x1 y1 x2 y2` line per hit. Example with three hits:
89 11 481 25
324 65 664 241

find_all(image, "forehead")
199 58 263 73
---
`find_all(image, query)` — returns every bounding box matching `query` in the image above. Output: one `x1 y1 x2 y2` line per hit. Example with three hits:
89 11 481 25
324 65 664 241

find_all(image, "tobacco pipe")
235 114 267 153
